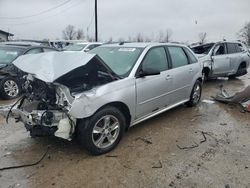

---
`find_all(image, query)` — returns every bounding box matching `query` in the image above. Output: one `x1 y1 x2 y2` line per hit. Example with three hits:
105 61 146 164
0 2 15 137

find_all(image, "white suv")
192 41 250 79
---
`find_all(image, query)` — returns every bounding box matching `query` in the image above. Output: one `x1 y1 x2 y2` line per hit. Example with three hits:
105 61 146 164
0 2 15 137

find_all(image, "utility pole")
95 0 98 42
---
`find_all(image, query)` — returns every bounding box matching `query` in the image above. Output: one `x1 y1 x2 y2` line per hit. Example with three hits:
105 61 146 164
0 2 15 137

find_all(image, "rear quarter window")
184 48 198 63
236 43 245 52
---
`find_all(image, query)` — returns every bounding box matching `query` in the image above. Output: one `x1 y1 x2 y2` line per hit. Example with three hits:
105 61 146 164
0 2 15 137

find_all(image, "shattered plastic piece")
241 101 250 112
214 85 250 112
152 160 163 168
136 137 152 144
214 86 250 104
4 152 12 156
54 118 75 141
202 99 215 104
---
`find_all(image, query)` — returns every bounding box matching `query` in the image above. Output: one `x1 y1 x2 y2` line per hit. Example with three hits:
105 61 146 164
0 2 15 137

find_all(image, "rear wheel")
0 77 20 99
77 106 126 155
186 80 202 107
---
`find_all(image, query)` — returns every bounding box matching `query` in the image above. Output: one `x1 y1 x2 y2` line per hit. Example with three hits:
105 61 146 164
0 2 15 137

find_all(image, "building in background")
0 30 14 41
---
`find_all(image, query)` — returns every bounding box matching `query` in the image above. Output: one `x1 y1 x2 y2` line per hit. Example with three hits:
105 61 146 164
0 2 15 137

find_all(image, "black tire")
228 75 236 79
0 77 20 100
186 80 202 107
77 106 126 155
202 69 209 82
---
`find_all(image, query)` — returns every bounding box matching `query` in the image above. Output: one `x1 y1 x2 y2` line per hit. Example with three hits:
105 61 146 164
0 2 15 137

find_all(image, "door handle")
189 68 193 72
166 75 172 80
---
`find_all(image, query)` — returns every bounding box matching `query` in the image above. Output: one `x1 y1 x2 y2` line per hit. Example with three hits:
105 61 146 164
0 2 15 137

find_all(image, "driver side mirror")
137 67 160 78
84 48 90 52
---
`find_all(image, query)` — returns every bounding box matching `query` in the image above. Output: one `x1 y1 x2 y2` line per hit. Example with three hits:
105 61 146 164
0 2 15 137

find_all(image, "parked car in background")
0 44 58 99
1 40 50 47
64 42 102 52
8 43 202 155
191 41 250 79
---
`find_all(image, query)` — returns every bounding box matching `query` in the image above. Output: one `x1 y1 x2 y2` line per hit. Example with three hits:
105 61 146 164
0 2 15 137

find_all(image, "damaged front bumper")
0 104 75 140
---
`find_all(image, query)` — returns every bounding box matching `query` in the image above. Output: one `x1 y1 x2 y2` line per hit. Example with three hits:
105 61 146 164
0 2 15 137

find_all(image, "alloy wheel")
192 84 201 104
3 80 19 97
92 115 120 149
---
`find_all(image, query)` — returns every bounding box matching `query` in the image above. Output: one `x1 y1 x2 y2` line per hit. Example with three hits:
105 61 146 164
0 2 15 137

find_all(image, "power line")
0 0 72 19
0 0 83 26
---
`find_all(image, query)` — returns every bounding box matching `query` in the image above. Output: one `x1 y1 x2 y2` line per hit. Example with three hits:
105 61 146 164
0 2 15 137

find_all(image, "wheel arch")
202 67 210 77
89 101 132 131
197 77 203 83
239 61 247 69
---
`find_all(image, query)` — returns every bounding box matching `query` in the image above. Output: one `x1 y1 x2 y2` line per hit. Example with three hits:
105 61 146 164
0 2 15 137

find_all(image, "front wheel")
77 106 126 155
186 80 202 107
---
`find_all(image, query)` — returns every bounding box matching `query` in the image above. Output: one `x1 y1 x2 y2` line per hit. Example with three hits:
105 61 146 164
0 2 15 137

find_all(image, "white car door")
135 47 172 118
226 43 243 73
212 43 231 75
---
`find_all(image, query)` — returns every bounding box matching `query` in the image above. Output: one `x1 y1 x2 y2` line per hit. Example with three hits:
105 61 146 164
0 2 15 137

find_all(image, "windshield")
90 46 143 77
191 43 215 55
0 46 24 64
64 44 87 51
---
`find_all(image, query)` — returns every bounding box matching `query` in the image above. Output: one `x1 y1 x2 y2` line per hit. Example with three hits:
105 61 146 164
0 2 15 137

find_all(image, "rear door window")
226 43 237 54
142 47 168 72
168 47 189 68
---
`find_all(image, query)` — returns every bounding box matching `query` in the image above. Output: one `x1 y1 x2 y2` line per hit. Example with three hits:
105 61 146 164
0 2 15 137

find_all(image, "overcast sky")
0 0 249 43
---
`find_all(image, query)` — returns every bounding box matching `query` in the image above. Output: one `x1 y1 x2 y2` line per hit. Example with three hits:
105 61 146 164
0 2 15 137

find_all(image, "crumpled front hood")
12 51 96 83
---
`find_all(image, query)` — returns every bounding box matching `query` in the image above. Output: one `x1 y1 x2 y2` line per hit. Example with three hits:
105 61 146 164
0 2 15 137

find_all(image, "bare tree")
163 29 172 42
158 31 164 42
107 37 113 43
76 29 85 40
135 33 144 42
238 21 250 46
86 35 95 42
118 37 125 42
157 29 172 42
199 32 207 44
127 36 133 42
62 25 76 40
144 36 151 42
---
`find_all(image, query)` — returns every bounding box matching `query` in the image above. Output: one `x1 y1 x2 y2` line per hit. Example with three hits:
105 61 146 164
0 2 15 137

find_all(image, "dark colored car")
0 44 58 99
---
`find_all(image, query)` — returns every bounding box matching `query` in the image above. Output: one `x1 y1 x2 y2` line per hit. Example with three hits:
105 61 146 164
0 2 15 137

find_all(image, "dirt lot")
0 75 250 188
